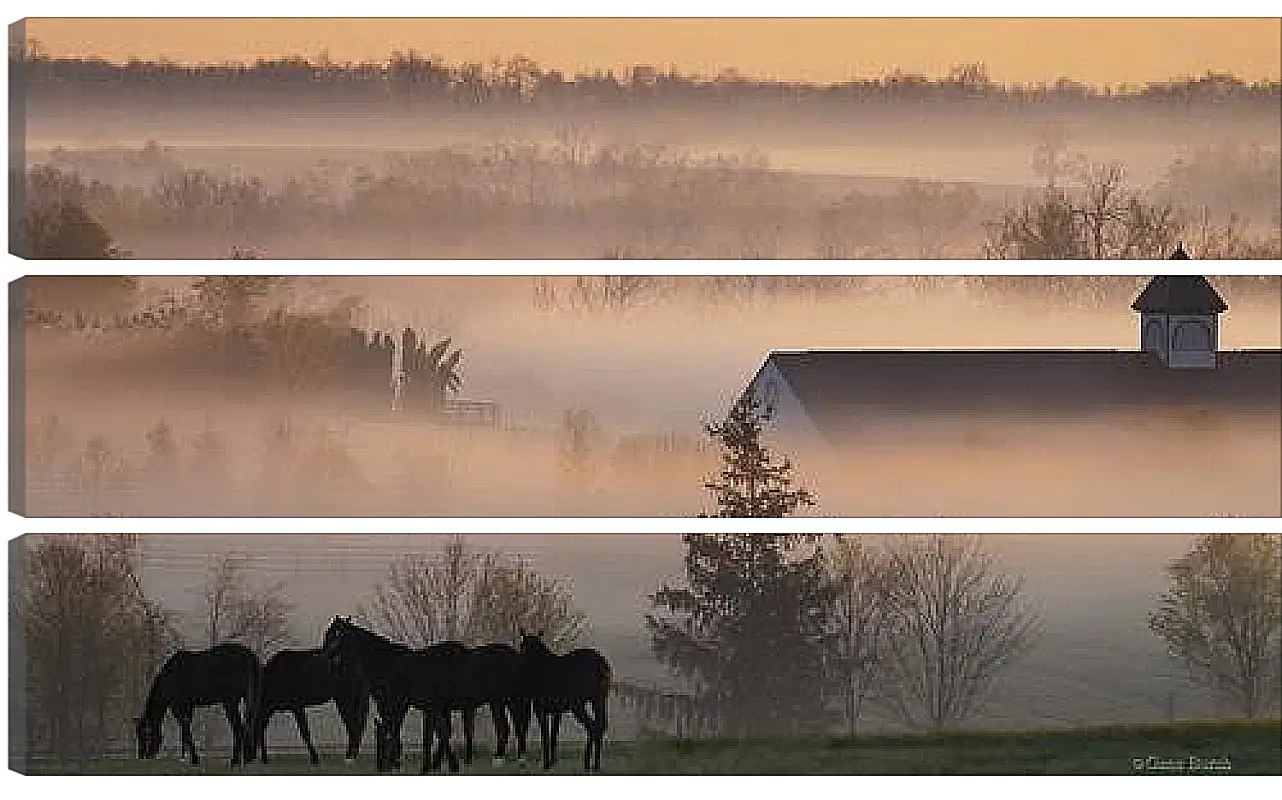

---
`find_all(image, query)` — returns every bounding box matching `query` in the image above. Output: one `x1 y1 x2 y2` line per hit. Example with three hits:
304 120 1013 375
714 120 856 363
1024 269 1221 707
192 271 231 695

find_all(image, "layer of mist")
19 277 1282 517
18 62 1281 258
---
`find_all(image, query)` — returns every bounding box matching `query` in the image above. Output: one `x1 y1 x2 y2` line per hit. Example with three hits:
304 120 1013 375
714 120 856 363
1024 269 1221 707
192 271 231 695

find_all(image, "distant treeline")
19 137 1281 260
14 51 1281 109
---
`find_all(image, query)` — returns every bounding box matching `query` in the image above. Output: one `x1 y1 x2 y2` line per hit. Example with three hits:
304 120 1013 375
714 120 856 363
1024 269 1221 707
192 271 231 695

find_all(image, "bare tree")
16 535 180 763
194 553 294 657
824 536 895 735
1149 534 1282 718
985 156 1179 259
192 553 293 754
360 535 587 649
875 535 1043 729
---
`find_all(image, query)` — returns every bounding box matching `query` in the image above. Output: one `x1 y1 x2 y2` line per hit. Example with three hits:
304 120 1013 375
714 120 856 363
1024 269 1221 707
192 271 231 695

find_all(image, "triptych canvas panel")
6 15 1281 781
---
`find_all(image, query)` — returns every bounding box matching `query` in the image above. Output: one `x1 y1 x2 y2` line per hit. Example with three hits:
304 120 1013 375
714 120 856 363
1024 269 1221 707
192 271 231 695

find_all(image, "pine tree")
701 393 814 518
646 395 831 736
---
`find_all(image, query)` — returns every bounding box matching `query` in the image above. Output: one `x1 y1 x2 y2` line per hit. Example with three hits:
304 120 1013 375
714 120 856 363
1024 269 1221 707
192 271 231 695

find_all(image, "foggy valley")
13 50 1282 259
17 276 1282 517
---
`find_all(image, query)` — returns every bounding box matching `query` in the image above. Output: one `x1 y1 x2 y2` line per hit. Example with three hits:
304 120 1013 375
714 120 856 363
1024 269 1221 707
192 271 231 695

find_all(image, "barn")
741 273 1282 447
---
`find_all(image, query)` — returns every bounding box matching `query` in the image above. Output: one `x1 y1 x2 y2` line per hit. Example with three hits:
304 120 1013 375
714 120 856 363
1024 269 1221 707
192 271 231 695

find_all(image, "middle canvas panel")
11 274 1282 518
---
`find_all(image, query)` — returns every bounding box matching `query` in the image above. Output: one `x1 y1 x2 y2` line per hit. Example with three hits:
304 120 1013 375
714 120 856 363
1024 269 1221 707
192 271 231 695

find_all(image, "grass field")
20 720 1281 776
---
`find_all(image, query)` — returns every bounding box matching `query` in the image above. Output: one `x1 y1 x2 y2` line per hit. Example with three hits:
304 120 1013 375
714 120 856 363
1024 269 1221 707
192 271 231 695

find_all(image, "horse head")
321 616 354 662
518 630 553 659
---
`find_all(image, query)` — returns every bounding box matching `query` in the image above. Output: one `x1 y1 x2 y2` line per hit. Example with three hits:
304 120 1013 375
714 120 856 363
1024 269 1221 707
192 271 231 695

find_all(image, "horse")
451 643 533 766
320 616 463 774
518 632 611 772
135 642 261 767
253 648 370 765
367 643 529 771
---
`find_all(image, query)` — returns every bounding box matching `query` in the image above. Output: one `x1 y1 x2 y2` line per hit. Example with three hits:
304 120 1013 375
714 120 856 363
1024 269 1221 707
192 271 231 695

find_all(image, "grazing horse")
135 642 261 767
519 632 611 773
321 616 462 774
254 648 370 765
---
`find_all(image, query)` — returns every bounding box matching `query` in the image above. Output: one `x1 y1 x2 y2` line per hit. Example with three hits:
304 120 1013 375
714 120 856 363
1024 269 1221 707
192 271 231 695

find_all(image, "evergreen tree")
646 395 831 736
700 393 813 518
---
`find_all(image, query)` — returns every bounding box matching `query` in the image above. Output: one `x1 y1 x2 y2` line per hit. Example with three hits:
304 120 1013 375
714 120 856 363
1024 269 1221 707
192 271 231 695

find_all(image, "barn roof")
1131 276 1228 314
757 349 1281 439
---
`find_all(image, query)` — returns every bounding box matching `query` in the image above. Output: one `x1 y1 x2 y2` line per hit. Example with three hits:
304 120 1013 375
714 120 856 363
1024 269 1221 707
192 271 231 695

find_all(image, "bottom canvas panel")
7 533 1280 775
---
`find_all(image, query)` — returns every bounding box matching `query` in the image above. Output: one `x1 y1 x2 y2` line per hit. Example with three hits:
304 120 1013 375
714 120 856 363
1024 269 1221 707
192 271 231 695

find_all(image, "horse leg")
337 703 358 762
590 697 605 773
462 705 476 765
223 700 245 766
341 695 368 761
549 710 564 770
177 709 198 767
439 711 459 773
294 708 319 766
511 699 531 765
257 707 271 764
570 703 595 773
425 709 456 774
490 701 510 765
536 709 552 771
422 709 436 774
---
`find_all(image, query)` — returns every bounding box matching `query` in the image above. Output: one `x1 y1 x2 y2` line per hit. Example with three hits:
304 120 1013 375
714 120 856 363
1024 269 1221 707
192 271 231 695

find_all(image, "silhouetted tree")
823 536 895 735
874 535 1043 729
647 533 835 736
648 399 829 735
700 393 814 518
193 553 294 658
1149 534 1282 718
14 200 125 259
360 535 586 648
190 276 286 331
984 158 1179 259
16 535 180 763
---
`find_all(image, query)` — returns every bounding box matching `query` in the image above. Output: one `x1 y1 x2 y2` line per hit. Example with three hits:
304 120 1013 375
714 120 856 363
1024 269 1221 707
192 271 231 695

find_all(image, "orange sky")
20 18 1282 85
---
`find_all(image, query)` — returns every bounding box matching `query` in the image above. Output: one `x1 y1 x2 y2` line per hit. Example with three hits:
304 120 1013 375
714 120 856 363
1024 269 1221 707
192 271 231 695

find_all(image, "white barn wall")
748 357 826 450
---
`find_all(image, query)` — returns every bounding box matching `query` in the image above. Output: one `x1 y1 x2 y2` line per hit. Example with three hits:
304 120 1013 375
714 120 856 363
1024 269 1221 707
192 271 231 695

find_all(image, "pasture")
22 721 1281 775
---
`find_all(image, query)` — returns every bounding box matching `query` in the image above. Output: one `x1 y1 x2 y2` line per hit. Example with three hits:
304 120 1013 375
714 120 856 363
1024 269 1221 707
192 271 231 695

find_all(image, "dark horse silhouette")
135 642 261 767
253 648 370 765
370 643 533 770
453 643 534 766
519 632 611 772
321 616 462 773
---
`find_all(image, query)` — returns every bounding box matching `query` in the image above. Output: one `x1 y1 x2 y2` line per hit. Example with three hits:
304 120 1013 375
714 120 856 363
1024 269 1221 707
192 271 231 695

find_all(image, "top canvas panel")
9 18 1281 259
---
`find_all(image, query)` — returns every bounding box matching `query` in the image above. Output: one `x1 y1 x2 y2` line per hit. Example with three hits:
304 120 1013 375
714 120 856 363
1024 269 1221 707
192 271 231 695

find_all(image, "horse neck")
526 645 558 674
141 671 170 724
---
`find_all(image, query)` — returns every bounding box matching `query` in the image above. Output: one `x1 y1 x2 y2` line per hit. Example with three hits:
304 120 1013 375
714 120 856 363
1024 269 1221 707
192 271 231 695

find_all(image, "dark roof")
1169 244 1191 260
1132 276 1228 314
759 349 1281 439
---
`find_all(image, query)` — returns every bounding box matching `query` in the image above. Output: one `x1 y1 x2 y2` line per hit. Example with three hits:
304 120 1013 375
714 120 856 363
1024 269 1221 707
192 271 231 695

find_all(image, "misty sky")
21 18 1282 85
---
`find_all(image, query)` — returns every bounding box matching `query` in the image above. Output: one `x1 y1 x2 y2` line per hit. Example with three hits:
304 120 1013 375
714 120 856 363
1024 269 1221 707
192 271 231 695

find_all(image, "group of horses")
134 617 612 774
